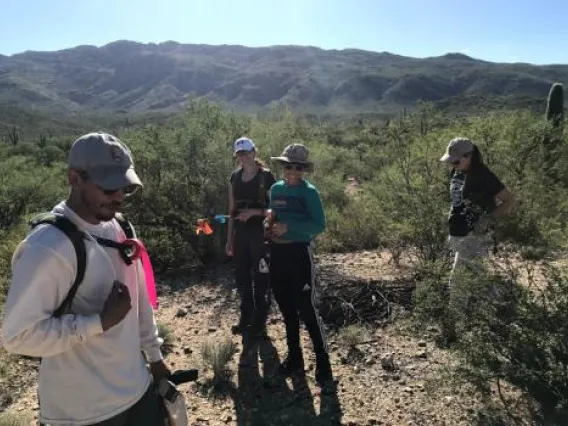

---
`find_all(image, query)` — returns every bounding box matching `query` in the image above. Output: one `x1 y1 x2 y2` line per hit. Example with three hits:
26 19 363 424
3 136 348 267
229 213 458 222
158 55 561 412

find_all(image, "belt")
269 238 294 244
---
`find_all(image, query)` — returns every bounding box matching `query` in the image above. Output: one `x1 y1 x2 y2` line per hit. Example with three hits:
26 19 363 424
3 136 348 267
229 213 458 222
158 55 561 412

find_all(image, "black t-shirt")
448 165 505 237
229 167 277 227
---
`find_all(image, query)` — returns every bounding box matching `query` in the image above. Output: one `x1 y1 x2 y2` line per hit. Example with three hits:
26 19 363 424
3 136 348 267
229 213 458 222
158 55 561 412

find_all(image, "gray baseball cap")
68 132 142 190
440 137 474 163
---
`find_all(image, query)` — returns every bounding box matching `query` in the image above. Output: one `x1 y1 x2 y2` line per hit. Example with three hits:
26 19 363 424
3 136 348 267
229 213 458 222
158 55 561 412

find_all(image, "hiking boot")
278 350 305 376
315 353 333 386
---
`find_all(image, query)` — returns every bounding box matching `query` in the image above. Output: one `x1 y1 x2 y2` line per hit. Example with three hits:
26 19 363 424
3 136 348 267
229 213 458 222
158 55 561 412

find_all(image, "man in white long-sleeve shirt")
2 132 170 426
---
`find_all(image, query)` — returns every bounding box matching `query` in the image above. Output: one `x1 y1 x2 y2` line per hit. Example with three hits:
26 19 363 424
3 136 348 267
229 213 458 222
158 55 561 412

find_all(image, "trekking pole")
169 369 199 385
260 209 276 272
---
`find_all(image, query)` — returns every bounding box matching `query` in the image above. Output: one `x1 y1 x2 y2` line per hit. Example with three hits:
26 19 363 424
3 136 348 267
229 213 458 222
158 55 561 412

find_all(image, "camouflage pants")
448 234 491 291
442 234 491 340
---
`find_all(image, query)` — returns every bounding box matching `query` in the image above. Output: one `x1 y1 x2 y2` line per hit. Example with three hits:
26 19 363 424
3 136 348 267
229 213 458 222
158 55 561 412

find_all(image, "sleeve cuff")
145 346 164 363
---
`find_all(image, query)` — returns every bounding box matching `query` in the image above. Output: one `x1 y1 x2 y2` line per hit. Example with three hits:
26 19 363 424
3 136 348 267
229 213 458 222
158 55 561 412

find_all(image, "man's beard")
80 190 121 222
95 208 119 222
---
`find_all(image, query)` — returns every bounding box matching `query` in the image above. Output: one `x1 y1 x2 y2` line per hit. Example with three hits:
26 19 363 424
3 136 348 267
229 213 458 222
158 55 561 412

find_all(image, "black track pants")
269 242 328 355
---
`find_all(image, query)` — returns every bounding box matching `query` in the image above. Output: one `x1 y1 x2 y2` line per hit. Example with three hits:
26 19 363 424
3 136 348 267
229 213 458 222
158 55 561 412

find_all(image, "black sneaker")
278 350 305 376
315 353 333 386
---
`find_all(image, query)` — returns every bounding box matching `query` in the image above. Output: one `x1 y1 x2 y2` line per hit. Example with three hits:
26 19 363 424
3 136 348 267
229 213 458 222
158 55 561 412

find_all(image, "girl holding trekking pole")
226 137 276 335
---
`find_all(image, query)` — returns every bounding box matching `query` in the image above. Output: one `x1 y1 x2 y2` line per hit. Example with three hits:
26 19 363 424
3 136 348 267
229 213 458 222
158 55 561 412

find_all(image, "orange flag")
196 219 214 235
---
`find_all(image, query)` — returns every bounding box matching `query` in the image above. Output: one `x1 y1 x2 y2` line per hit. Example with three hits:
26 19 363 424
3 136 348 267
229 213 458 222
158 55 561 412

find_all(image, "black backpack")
232 167 269 203
29 212 136 318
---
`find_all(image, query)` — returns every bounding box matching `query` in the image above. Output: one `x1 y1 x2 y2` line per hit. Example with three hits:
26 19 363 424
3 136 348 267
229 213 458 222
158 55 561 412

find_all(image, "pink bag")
140 246 158 310
123 238 159 310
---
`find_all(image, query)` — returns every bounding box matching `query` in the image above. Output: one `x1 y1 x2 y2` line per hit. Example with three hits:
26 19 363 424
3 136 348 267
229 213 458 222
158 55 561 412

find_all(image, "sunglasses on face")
101 185 138 196
283 163 305 171
451 158 461 166
78 171 138 196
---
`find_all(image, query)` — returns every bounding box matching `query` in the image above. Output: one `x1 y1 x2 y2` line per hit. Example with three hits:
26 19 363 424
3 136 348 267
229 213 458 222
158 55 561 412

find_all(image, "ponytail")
234 148 268 169
463 143 487 194
469 144 484 169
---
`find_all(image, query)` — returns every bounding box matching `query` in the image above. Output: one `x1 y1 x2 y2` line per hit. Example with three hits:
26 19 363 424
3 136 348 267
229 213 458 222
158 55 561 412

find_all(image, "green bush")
1 100 567 276
2 97 568 423
413 252 568 423
454 262 568 424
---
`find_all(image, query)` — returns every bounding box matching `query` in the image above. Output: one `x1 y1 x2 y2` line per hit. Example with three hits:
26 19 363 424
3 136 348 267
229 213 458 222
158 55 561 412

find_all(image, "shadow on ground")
231 330 343 426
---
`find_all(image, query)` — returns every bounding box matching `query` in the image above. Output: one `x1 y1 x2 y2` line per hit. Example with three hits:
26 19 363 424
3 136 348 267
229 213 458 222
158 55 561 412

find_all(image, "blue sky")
1 0 567 64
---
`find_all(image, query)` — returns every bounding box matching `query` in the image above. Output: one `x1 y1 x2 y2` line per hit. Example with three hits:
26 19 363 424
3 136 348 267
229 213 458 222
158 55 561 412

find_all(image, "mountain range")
0 40 566 117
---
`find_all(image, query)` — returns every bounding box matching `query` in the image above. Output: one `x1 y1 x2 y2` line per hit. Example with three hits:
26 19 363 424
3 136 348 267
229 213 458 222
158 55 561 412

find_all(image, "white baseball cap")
233 137 256 154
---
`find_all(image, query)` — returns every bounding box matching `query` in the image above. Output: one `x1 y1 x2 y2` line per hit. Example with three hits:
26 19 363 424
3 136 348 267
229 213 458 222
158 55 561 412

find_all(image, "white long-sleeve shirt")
1 201 164 426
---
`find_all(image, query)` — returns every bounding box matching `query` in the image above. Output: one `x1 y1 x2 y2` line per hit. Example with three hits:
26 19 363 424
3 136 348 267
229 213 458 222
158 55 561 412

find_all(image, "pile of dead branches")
316 266 416 330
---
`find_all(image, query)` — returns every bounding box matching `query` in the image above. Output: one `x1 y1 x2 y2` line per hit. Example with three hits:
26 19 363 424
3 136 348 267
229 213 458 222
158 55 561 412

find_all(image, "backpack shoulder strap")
30 213 87 318
229 168 243 216
114 212 136 239
258 168 267 207
231 168 243 197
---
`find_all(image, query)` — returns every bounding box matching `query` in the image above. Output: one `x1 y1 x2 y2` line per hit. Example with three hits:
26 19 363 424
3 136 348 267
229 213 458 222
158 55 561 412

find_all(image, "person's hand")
150 360 171 383
235 210 253 222
100 281 132 332
271 223 288 237
225 240 234 257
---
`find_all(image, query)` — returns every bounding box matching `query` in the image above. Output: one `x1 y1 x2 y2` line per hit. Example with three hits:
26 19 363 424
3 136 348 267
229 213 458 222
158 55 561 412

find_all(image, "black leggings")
269 242 328 355
233 224 271 323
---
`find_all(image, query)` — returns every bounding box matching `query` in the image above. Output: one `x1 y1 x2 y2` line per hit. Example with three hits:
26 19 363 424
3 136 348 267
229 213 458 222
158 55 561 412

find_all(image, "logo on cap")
110 145 123 163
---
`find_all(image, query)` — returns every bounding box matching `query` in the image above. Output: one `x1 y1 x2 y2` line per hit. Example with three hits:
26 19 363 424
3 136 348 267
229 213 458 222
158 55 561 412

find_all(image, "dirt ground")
0 250 531 426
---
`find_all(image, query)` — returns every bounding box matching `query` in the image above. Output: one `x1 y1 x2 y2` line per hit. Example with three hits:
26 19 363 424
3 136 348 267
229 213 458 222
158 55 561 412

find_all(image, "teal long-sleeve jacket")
269 179 326 242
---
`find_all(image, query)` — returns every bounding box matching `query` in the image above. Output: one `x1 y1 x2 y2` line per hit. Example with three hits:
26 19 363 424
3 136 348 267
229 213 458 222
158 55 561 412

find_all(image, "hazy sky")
1 0 567 64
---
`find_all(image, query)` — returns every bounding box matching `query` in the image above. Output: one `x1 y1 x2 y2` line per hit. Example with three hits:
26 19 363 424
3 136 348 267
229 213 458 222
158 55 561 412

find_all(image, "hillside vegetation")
1 41 567 116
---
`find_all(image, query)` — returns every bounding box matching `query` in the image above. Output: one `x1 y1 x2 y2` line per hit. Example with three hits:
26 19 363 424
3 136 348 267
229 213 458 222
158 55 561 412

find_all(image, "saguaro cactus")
8 125 19 146
543 83 565 181
546 82 564 129
39 133 47 147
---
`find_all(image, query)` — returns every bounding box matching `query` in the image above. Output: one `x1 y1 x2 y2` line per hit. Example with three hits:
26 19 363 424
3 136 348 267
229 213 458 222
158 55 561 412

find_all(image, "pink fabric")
124 238 159 310
141 247 158 310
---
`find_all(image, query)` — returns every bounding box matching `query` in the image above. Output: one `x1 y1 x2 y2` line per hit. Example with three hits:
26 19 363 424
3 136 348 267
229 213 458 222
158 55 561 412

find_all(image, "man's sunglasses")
78 171 138 196
283 163 305 171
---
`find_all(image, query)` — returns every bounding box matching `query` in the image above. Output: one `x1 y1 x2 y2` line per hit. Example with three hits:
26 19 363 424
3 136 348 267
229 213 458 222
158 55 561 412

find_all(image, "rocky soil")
1 250 530 426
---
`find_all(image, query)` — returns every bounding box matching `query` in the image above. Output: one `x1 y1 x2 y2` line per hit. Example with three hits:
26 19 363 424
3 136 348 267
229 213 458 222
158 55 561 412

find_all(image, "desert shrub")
414 250 568 424
201 338 237 384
